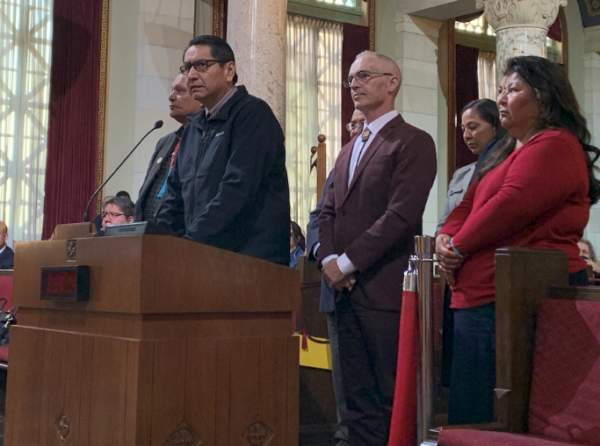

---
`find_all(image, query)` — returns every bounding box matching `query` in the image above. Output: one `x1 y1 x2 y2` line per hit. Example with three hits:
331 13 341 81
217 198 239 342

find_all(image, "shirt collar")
364 110 398 136
206 86 238 119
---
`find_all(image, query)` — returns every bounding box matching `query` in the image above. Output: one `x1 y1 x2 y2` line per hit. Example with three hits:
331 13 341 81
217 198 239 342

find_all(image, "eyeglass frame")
343 70 393 88
179 59 225 76
101 211 126 219
346 120 365 132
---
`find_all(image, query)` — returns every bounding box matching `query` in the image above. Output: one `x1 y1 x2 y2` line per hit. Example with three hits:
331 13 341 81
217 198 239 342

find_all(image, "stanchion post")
414 235 435 445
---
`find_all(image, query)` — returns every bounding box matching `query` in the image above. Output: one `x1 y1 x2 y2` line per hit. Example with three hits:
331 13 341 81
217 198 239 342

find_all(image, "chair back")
494 247 569 433
528 288 600 445
0 270 14 364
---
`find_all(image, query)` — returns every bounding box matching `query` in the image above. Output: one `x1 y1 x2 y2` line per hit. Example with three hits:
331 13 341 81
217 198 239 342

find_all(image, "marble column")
227 0 287 127
476 0 567 77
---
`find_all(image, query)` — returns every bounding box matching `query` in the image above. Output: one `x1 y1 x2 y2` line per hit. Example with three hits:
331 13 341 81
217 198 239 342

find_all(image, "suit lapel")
336 137 355 199
344 115 404 200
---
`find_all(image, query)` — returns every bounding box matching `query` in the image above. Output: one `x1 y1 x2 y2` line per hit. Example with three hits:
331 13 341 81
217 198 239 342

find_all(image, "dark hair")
104 196 134 219
480 56 600 204
461 98 506 139
186 35 238 84
115 190 131 200
290 221 306 251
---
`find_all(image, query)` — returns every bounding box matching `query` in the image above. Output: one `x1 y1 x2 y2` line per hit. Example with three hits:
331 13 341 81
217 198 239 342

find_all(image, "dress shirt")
206 86 238 119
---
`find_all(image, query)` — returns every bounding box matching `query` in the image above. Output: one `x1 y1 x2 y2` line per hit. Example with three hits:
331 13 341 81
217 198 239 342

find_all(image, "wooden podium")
4 231 300 446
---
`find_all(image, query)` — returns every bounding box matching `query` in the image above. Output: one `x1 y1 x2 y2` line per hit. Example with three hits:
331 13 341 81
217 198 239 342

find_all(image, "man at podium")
156 36 290 265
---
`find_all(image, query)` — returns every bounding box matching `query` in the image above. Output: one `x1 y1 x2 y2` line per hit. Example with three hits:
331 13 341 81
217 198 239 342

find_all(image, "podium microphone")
82 120 164 222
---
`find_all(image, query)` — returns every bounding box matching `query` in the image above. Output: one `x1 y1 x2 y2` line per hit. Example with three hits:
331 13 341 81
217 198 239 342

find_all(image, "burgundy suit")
318 114 436 445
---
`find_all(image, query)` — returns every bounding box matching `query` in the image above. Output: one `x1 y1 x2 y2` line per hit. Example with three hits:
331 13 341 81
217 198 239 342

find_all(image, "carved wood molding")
369 0 376 51
96 0 109 215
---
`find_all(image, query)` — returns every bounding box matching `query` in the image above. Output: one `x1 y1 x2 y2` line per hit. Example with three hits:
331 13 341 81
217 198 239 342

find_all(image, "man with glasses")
101 196 134 231
135 73 202 223
306 107 366 446
156 35 290 265
318 51 437 446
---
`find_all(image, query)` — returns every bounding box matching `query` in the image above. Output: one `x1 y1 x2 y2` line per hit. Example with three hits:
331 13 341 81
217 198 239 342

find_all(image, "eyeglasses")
346 120 365 132
101 211 125 219
179 59 223 75
343 70 393 88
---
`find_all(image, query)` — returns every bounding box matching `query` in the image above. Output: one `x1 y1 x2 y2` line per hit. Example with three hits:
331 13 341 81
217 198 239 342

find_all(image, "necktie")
356 127 371 164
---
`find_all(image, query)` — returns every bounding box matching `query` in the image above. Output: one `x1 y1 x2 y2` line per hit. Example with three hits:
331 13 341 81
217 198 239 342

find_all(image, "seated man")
0 221 14 269
101 196 134 231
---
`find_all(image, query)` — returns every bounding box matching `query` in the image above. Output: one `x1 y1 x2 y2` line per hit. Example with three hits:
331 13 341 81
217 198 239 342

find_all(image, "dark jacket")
156 86 290 265
306 171 336 312
0 246 14 269
134 127 182 222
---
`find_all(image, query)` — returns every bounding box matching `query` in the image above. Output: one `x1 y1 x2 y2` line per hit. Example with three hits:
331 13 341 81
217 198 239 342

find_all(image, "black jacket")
0 246 14 269
156 86 290 265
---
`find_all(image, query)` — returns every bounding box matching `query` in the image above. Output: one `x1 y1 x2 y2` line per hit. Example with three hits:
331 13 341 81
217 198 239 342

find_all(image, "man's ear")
127 217 134 223
226 62 236 83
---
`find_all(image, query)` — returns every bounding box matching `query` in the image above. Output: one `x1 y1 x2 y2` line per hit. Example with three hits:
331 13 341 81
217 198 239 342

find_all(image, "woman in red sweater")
436 56 600 424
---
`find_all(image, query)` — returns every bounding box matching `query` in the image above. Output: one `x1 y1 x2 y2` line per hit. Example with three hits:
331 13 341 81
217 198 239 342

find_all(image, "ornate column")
476 0 567 76
227 0 287 127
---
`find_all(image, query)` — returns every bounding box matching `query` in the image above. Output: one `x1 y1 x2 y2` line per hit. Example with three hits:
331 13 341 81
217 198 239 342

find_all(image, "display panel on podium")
5 230 300 446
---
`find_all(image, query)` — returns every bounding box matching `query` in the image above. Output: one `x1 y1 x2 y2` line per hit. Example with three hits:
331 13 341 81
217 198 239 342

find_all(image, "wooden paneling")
6 233 299 445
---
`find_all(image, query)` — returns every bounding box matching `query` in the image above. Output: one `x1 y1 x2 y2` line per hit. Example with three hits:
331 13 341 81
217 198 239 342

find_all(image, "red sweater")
441 129 589 309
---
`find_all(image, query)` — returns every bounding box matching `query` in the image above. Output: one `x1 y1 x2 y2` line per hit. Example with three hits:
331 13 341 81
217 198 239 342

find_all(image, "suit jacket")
0 246 14 269
134 128 182 222
307 171 335 312
318 114 437 311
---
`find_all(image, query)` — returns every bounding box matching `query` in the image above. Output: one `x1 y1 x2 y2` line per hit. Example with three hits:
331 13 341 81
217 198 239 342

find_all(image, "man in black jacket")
134 73 202 222
156 36 290 265
0 221 14 270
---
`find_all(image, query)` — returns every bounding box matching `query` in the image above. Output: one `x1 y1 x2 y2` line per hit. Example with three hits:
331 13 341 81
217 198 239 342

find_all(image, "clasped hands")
435 233 463 286
322 259 356 291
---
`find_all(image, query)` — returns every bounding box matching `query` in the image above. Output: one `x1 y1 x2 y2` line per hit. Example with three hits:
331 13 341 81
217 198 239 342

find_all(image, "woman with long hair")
436 55 600 424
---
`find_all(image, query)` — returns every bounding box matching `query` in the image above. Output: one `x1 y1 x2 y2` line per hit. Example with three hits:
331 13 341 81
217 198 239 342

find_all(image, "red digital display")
45 271 77 295
41 266 89 302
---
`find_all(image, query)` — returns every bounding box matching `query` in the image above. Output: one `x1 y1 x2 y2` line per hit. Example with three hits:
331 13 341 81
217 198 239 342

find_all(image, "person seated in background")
289 221 305 269
116 190 131 201
101 196 135 232
93 195 115 233
578 238 600 280
0 221 14 270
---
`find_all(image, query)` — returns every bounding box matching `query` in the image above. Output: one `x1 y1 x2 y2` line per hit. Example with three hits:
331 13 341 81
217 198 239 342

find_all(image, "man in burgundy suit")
318 51 436 446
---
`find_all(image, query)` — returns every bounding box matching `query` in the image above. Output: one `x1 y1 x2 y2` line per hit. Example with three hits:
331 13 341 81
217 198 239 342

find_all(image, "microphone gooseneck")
82 120 165 222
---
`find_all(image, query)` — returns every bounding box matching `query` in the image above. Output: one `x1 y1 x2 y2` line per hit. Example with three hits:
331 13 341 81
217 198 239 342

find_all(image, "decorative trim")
244 417 274 446
368 0 376 51
55 411 70 440
213 0 227 39
559 7 569 69
67 239 77 261
166 422 202 446
96 0 109 215
447 19 456 184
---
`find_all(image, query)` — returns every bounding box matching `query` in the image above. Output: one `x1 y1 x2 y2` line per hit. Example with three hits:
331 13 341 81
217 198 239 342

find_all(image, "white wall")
376 6 442 238
104 0 194 200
